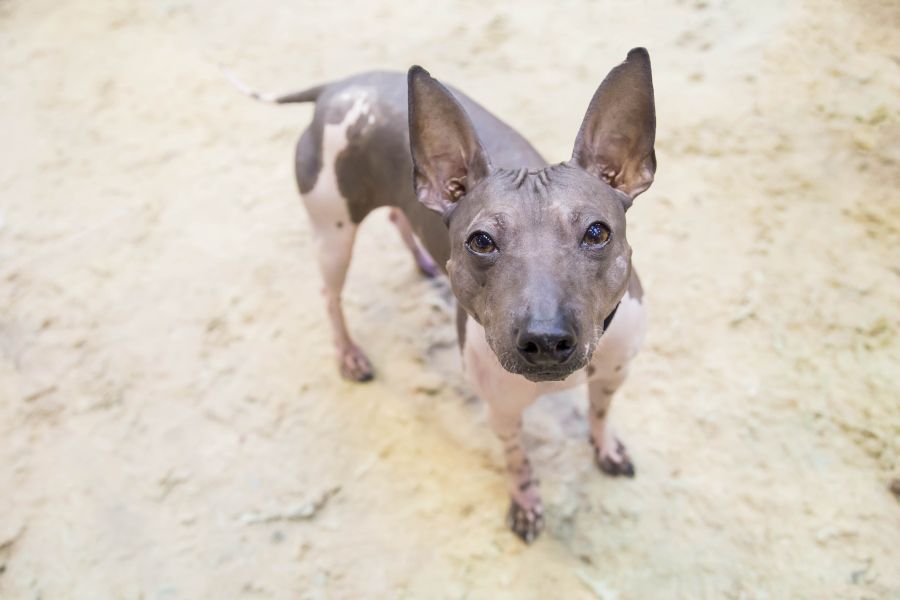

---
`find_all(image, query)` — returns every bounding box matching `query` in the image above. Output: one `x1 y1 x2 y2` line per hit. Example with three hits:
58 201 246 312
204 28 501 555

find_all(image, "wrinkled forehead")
458 164 627 231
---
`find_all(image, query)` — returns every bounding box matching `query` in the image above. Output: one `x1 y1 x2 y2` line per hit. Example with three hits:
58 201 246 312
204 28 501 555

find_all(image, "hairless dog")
227 48 656 542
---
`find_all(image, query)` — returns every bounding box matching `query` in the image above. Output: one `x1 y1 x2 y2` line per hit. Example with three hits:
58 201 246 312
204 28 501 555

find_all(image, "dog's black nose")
516 319 576 365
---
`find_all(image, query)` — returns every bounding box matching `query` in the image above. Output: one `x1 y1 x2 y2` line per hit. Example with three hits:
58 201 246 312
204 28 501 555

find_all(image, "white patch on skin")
302 91 373 231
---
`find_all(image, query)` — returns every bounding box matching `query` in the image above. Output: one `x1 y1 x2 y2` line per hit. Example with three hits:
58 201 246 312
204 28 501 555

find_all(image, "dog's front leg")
588 374 635 477
488 405 543 543
462 317 543 542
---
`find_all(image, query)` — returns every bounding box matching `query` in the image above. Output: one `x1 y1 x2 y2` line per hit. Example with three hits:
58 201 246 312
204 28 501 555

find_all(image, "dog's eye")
466 231 497 255
582 222 611 247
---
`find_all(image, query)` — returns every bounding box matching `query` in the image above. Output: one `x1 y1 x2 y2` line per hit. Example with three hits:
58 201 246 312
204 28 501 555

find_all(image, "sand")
1 0 898 598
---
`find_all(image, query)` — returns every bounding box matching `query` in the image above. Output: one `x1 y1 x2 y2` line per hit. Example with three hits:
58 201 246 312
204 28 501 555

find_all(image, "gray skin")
243 48 657 542
281 49 655 384
293 72 547 272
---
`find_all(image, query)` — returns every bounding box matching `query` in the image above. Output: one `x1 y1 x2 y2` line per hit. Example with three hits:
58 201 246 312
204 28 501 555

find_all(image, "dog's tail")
220 66 325 104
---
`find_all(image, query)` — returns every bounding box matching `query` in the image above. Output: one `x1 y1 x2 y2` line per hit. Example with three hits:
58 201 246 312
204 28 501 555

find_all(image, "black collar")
603 302 620 331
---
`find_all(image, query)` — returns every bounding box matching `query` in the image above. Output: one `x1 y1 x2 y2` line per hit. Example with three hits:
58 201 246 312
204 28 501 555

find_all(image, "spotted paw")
338 345 374 382
594 437 635 478
506 498 544 544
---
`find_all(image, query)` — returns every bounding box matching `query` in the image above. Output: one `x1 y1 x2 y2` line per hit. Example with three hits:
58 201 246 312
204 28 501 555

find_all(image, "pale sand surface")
1 1 898 598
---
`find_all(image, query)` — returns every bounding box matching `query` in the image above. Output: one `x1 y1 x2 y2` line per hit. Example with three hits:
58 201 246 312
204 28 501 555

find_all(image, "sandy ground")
1 0 898 598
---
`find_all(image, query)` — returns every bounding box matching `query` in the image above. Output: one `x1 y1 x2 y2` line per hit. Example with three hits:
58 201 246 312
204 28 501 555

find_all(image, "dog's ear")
408 66 491 217
571 48 656 208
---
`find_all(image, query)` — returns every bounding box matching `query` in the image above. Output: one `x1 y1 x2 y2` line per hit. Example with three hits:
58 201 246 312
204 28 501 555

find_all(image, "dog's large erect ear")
408 66 491 217
571 48 656 206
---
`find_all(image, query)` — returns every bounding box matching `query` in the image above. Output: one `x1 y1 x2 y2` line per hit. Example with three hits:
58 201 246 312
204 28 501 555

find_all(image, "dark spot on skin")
334 92 417 224
295 126 322 194
594 408 607 420
586 365 596 376
602 387 616 395
336 135 401 224
614 364 623 372
336 221 343 228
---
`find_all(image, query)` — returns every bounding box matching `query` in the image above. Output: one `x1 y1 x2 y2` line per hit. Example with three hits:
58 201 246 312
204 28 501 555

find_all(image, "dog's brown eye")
582 222 611 247
466 231 497 254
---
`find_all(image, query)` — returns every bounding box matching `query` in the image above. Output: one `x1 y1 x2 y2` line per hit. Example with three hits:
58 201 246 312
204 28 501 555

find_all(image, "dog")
227 48 655 542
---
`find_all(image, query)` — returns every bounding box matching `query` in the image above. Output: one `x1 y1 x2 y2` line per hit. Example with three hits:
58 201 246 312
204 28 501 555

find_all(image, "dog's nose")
516 319 576 365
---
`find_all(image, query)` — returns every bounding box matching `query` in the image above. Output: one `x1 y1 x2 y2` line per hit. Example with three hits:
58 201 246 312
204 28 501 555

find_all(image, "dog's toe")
339 346 375 382
595 438 636 478
352 369 374 383
506 499 544 544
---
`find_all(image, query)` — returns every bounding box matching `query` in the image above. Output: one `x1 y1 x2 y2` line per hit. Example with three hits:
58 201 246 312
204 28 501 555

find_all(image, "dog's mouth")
519 366 581 383
488 322 614 382
494 351 590 383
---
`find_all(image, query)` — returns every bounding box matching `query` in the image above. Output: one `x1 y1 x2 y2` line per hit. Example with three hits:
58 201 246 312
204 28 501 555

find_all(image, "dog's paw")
593 437 635 478
506 498 544 544
338 345 374 382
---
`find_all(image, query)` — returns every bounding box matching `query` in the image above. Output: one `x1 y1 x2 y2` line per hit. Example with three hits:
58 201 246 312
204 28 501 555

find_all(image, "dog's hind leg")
309 217 374 382
297 120 375 382
388 208 440 278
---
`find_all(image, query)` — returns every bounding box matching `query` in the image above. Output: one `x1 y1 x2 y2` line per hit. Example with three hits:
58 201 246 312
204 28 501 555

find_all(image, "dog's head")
408 49 656 382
